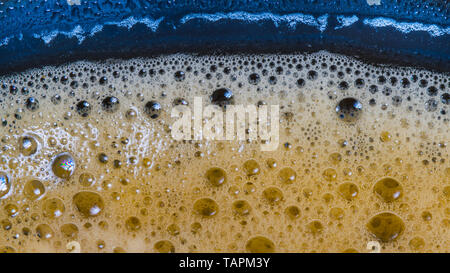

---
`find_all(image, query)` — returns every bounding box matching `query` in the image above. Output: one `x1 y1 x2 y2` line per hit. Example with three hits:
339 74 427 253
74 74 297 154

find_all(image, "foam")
0 52 448 253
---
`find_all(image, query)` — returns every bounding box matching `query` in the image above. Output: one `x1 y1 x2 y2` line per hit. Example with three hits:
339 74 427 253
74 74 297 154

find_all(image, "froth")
0 52 448 253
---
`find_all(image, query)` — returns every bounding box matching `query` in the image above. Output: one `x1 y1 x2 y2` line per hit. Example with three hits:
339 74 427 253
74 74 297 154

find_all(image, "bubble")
173 97 188 106
329 207 345 220
338 81 349 90
427 86 438 96
60 223 79 239
125 109 137 120
36 224 54 240
24 179 46 200
4 204 19 217
248 73 261 85
337 182 359 201
245 236 275 253
266 158 277 169
441 93 450 105
18 135 38 156
329 153 342 164
380 131 392 142
191 222 202 234
306 220 324 234
278 167 296 184
0 172 11 199
1 219 11 230
97 240 106 249
322 168 337 181
307 70 318 80
174 71 185 82
366 212 405 242
167 224 180 236
72 191 105 217
336 98 362 122
98 153 108 164
262 187 283 205
243 159 260 176
76 100 92 117
51 95 61 105
154 240 175 253
42 198 65 218
409 237 425 250
25 97 39 111
285 205 301 219
210 88 234 108
296 78 305 88
52 153 76 179
125 216 141 232
373 178 403 202
101 96 120 113
79 173 95 187
144 101 161 119
421 211 432 221
205 167 227 186
232 200 252 216
268 76 277 85
193 198 219 217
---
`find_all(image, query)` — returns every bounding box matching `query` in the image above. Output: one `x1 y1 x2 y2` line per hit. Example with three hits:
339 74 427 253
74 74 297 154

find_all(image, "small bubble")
98 153 108 164
336 98 362 122
243 159 260 176
79 173 95 187
245 236 275 253
262 187 283 205
248 73 261 85
337 182 359 201
144 101 161 119
285 205 301 219
329 207 345 220
36 224 54 240
210 88 234 108
205 167 227 186
18 136 38 156
25 97 39 111
101 96 120 113
174 71 185 82
232 200 252 216
42 198 65 218
125 216 141 231
24 179 45 200
322 168 337 181
193 198 219 217
0 172 11 199
306 220 324 234
278 167 296 184
52 153 76 179
154 240 175 253
76 101 92 117
72 191 104 217
366 212 404 242
60 223 79 239
373 177 403 202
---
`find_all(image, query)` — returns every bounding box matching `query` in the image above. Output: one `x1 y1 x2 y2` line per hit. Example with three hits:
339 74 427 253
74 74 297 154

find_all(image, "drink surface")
0 52 448 253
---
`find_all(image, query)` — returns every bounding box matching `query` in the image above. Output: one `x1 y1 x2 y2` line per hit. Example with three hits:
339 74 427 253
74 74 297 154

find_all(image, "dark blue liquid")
0 0 449 75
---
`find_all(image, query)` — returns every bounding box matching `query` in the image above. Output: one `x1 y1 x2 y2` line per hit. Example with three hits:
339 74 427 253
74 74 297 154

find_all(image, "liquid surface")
0 52 449 253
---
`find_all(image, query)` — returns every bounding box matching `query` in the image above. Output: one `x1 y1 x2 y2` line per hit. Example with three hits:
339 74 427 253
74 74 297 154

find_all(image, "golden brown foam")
0 52 448 253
